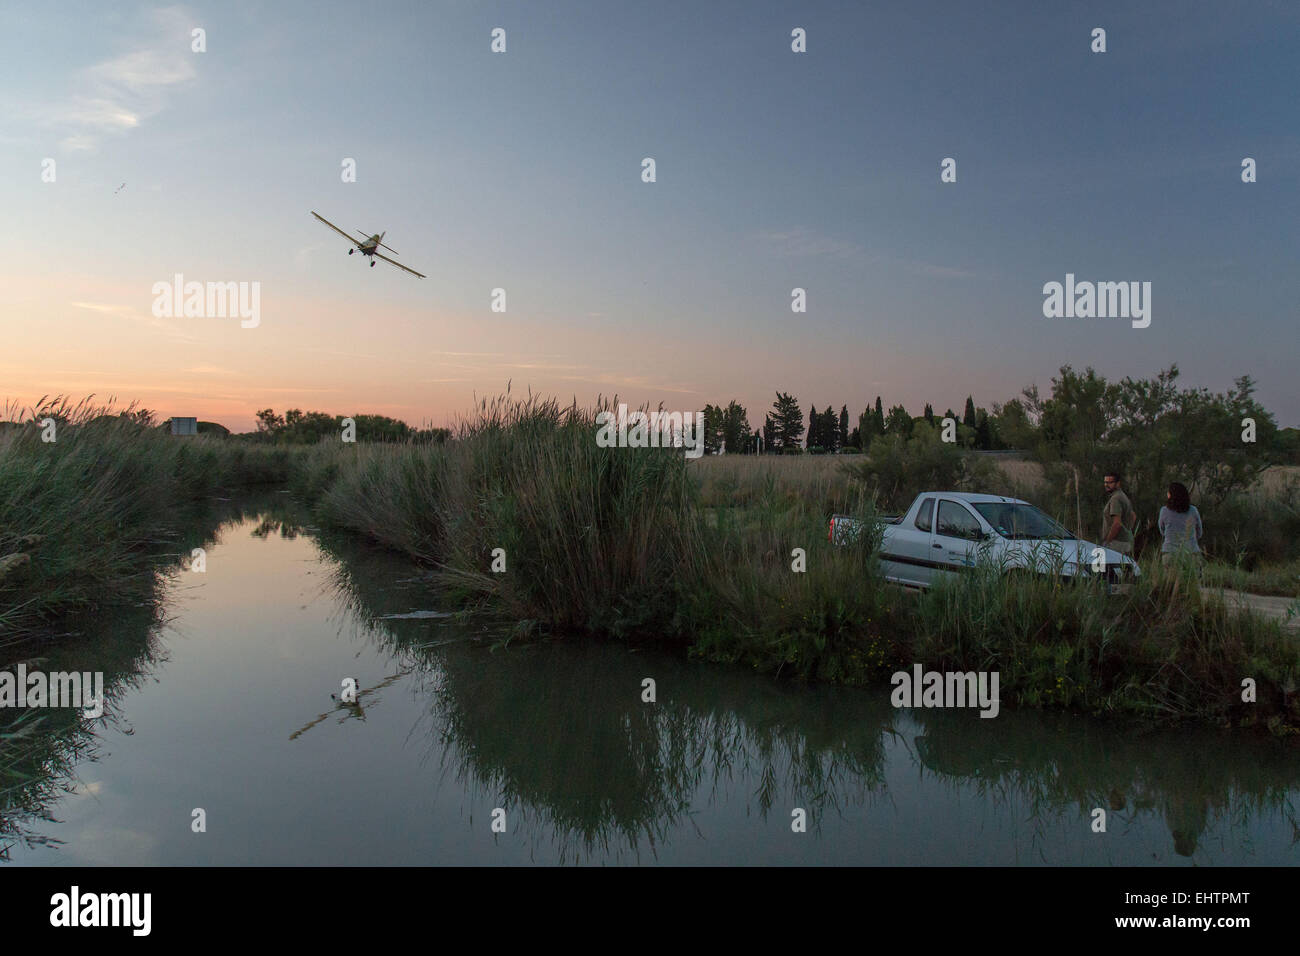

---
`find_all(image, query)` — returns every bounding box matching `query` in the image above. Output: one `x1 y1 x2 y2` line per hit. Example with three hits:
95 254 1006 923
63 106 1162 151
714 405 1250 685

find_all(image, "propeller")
355 229 400 255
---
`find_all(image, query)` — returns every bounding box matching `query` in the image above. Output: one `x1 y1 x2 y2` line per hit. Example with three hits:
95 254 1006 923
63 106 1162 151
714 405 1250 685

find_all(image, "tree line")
249 408 450 444
697 391 1006 455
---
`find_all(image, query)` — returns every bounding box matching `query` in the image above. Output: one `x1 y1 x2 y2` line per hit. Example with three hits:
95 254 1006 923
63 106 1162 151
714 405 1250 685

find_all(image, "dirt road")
1217 589 1300 630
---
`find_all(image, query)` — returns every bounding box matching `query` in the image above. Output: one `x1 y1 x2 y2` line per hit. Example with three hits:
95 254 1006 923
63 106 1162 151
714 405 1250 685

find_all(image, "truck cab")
830 492 1139 589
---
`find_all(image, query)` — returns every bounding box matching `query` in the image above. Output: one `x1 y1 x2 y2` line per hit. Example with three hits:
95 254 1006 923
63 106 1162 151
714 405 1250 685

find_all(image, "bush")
907 556 1299 723
844 429 1000 512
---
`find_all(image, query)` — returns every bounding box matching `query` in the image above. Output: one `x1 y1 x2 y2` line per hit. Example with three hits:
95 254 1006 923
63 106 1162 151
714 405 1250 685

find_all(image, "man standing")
1100 472 1136 556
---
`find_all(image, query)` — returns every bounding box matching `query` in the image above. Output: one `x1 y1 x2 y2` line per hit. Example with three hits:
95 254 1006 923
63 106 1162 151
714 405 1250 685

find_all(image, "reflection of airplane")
311 211 426 278
288 668 413 740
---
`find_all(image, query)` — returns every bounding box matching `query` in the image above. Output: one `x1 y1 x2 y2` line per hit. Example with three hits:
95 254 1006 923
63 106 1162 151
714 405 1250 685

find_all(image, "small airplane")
311 210 426 278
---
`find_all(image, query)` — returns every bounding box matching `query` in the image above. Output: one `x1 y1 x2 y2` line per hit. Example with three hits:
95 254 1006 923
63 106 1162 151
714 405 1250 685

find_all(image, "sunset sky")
3 1 1298 433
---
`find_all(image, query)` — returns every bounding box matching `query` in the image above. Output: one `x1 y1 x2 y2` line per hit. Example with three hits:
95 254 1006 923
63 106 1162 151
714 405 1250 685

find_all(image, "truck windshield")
972 503 1075 540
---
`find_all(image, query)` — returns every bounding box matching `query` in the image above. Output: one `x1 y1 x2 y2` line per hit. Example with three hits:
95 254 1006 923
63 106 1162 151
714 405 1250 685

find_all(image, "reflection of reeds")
0 618 164 858
307 522 893 861
298 527 1300 863
425 648 894 863
911 706 1300 859
0 496 281 858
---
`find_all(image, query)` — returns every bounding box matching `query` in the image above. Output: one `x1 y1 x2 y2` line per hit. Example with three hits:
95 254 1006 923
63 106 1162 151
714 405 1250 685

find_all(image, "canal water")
3 499 1297 865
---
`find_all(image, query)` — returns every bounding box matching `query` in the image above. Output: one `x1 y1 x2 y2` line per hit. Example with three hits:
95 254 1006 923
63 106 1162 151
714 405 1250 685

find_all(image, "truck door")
933 499 985 580
882 496 937 586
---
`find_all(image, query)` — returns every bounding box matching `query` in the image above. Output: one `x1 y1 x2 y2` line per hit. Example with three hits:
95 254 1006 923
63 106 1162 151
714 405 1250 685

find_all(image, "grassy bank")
0 399 292 640
4 395 1297 728
283 396 1298 728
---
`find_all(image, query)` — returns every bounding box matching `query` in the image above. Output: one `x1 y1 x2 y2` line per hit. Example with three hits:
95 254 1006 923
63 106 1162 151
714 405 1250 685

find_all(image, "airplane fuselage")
312 212 424 277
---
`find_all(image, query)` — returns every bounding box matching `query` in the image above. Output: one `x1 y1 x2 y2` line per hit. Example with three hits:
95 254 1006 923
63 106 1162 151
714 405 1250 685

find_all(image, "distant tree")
762 413 776 452
771 392 804 450
251 407 416 443
721 400 750 454
848 425 861 448
350 413 415 442
963 396 977 429
838 405 849 449
1278 427 1300 465
1023 365 1281 547
923 403 935 424
702 403 724 454
859 396 887 451
974 411 992 450
885 404 913 438
255 408 284 434
990 397 1036 449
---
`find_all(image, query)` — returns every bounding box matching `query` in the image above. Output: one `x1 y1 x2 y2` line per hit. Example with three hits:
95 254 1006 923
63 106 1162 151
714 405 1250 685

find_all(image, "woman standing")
1157 481 1203 570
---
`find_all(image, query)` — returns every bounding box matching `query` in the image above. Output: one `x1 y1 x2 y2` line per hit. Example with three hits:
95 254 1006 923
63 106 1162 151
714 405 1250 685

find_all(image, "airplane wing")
373 251 426 279
311 211 359 245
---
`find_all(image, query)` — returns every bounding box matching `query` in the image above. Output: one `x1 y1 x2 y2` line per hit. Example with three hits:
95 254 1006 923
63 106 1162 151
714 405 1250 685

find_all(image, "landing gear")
370 260 375 267
348 248 354 255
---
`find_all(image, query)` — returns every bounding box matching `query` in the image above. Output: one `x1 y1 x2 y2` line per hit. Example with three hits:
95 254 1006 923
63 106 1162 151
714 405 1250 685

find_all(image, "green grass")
0 397 292 640
1202 558 1300 598
907 558 1298 726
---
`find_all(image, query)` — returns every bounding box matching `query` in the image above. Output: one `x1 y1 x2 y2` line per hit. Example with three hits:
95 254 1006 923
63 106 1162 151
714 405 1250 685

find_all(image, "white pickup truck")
829 492 1140 589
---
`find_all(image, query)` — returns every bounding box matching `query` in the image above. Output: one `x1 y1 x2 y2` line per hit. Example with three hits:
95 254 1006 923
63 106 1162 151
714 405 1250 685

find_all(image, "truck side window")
914 497 934 532
937 500 982 540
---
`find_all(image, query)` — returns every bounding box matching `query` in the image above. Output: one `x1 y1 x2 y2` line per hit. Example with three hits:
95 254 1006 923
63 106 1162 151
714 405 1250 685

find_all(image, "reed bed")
4 393 1296 725
284 396 1298 725
0 397 291 639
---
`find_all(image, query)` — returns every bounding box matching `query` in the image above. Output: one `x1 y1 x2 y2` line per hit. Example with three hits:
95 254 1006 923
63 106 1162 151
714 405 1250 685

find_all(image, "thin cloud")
891 259 979 279
294 242 326 267
70 301 134 314
754 226 979 279
755 227 864 259
70 299 197 341
48 6 197 152
555 372 701 395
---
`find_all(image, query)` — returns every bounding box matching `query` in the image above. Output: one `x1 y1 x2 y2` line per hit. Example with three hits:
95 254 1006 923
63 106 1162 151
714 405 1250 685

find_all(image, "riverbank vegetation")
3 390 1297 729
276 393 1298 729
0 398 292 641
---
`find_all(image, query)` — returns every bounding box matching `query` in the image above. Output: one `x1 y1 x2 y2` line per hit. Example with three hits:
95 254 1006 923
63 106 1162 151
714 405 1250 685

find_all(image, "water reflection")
3 499 1297 864
314 520 1300 864
1 495 274 858
912 708 1300 859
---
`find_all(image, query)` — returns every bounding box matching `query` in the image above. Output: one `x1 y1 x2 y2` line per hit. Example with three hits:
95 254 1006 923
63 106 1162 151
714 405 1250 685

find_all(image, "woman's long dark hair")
1167 481 1191 513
